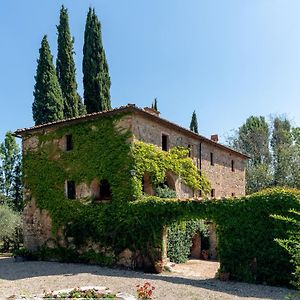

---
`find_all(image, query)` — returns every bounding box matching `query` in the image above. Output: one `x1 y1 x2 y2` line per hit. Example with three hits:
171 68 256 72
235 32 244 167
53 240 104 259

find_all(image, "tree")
83 8 111 113
233 116 271 166
151 98 158 111
0 132 23 211
189 110 199 134
56 6 85 118
228 116 272 194
0 205 22 251
271 117 294 187
32 35 64 125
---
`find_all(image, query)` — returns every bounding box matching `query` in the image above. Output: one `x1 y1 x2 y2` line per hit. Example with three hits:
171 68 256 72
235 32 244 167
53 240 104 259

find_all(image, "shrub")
274 209 300 290
0 205 22 251
213 189 300 286
155 184 176 198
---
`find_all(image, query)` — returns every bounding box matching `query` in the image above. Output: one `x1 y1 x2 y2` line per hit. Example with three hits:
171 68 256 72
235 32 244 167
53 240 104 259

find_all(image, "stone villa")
15 104 248 262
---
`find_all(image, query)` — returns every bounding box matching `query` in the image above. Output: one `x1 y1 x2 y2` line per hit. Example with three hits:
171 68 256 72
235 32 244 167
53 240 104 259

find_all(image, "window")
231 160 235 172
66 134 73 151
66 181 76 199
211 189 215 198
231 192 235 197
162 134 169 151
99 179 112 201
188 144 192 157
210 152 214 166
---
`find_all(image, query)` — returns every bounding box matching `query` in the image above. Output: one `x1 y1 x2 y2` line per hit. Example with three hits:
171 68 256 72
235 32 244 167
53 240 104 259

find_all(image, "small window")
66 181 76 199
231 192 235 197
66 134 73 151
162 134 169 151
210 152 214 166
188 144 192 157
211 189 215 198
231 160 235 172
99 179 112 201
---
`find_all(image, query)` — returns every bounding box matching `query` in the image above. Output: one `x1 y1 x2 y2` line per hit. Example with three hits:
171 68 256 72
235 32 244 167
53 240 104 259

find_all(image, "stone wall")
131 113 246 198
22 199 54 251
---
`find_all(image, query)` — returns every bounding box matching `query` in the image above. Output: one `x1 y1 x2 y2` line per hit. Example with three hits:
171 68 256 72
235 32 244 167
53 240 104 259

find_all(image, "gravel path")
0 257 297 299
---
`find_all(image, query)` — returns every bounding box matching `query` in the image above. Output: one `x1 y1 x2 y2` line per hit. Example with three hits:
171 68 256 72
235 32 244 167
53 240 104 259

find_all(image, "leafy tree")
0 132 23 211
0 205 22 251
233 116 271 166
271 117 297 187
83 8 111 113
56 5 85 118
189 110 199 134
228 116 272 194
32 35 64 125
0 132 19 197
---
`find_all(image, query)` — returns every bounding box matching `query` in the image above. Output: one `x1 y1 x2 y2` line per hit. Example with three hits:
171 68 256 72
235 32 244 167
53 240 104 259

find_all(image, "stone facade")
131 113 245 198
16 104 247 265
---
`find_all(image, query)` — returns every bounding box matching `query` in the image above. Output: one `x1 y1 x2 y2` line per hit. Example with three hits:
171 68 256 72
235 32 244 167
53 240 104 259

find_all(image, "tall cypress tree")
32 35 64 125
153 98 158 111
56 5 85 118
83 8 111 113
190 110 199 133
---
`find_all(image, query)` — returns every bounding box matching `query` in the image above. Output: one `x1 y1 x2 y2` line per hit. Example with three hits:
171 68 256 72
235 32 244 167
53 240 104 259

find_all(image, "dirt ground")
0 257 297 300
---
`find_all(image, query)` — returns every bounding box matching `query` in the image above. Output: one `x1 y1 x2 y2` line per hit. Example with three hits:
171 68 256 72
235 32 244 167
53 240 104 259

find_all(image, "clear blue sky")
1 0 300 143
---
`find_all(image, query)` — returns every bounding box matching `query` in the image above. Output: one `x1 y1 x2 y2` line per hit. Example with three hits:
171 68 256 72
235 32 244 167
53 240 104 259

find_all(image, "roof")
14 104 249 159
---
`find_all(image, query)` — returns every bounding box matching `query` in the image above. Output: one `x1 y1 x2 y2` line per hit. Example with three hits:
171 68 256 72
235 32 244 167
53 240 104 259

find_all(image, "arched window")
142 173 154 195
165 172 176 191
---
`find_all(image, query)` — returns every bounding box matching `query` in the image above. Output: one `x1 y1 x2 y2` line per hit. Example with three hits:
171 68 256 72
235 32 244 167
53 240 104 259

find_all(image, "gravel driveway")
0 257 297 299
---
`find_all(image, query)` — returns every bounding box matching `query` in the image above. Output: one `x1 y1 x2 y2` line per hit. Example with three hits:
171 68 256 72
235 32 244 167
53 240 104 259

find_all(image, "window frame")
66 180 76 199
66 134 73 151
161 133 169 151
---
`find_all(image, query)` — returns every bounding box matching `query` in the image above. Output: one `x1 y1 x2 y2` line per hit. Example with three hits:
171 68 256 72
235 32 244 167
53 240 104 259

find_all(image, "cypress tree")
153 98 158 111
190 110 199 133
83 8 111 113
56 5 85 118
32 35 64 125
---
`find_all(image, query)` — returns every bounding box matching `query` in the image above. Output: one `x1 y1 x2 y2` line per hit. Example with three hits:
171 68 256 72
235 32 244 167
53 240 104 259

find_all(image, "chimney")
211 134 219 142
144 107 160 117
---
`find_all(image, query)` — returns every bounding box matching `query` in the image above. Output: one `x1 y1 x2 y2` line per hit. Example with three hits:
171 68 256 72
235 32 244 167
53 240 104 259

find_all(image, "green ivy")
132 141 211 198
167 219 208 263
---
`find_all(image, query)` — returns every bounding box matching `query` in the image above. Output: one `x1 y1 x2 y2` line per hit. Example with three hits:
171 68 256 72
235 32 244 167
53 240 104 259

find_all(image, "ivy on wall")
167 219 208 263
131 141 211 198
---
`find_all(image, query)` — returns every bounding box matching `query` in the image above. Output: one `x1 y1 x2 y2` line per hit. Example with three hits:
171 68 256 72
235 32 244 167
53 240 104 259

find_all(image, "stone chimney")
144 107 160 117
211 134 219 142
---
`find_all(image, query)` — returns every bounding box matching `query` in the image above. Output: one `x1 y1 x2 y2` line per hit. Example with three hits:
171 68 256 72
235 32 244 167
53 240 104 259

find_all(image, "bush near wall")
211 189 300 286
130 189 300 286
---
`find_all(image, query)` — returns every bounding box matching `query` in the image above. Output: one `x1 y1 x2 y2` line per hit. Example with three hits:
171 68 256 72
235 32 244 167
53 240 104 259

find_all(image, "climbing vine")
131 140 211 198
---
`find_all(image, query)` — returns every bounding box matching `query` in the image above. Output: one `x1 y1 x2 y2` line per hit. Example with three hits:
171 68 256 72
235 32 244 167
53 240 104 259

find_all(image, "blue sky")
1 0 300 143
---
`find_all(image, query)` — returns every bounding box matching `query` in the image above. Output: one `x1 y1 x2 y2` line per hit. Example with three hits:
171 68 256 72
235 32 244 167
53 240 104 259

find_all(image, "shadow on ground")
0 257 295 299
